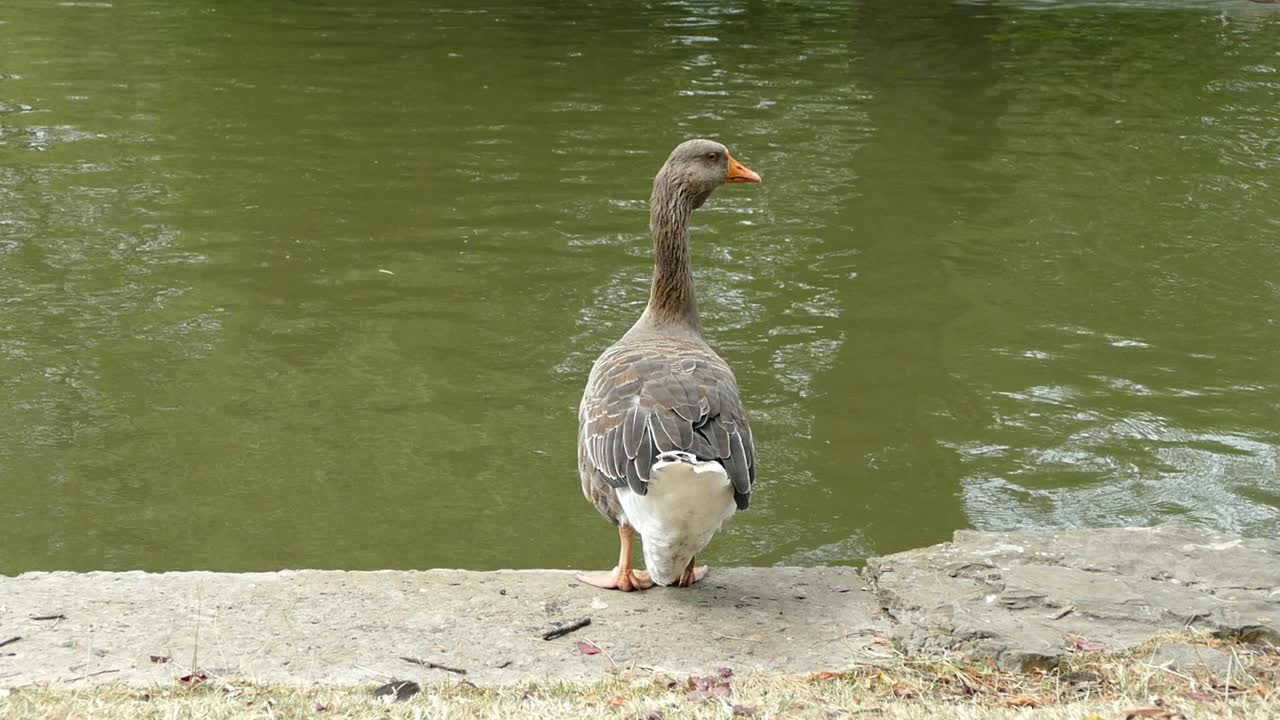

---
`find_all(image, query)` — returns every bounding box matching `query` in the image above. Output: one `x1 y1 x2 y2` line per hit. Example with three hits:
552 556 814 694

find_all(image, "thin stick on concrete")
30 614 66 621
0 636 20 649
66 669 119 683
542 617 591 641
400 656 467 675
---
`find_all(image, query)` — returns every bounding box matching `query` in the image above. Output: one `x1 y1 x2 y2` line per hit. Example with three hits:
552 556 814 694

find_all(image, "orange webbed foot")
576 567 655 592
673 563 709 587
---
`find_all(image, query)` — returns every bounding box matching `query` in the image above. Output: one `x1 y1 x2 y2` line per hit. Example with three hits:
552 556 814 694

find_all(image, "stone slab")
0 567 884 687
864 524 1280 670
1144 642 1246 681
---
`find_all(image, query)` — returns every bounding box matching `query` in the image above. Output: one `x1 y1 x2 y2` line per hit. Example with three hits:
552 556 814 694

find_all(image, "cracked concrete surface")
0 567 883 686
1 524 1276 686
864 524 1280 670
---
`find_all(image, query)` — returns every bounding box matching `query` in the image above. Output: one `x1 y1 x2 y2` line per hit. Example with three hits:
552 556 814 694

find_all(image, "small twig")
353 663 393 679
192 591 201 675
400 656 467 675
584 636 618 670
542 617 591 641
30 614 66 621
1047 605 1076 620
813 629 882 646
0 636 21 649
67 669 119 682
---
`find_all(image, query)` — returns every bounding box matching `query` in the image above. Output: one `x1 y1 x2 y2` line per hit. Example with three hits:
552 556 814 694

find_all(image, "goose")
576 139 761 591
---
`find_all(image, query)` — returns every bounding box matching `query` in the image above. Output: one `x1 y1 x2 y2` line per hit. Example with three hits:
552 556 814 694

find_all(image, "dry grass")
3 637 1277 719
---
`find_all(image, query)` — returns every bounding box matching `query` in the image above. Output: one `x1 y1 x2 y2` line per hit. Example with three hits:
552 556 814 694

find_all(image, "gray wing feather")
634 432 654 486
649 415 676 454
579 341 756 511
622 404 645 458
610 428 627 482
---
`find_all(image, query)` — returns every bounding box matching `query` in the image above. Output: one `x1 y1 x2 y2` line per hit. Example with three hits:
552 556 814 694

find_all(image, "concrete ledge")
2 524 1277 687
866 524 1280 670
0 567 880 686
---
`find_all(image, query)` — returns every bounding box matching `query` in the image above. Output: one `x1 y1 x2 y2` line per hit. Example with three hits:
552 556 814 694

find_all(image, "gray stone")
863 524 1280 671
1144 643 1246 680
0 567 885 687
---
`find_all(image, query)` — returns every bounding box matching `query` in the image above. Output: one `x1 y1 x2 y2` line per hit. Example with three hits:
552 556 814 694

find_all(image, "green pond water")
2 0 1278 574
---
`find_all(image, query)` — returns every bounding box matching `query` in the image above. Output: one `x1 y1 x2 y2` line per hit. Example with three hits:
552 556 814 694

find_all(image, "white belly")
617 452 737 586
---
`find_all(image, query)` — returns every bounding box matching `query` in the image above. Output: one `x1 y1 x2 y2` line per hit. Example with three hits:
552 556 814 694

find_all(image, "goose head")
655 139 761 210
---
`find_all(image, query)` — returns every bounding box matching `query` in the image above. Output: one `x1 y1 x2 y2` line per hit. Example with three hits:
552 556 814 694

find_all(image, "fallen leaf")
178 673 207 685
732 704 756 716
608 695 627 708
807 671 847 683
575 640 601 655
1183 691 1216 702
149 655 170 664
891 682 917 699
520 690 537 701
371 680 419 702
831 586 852 593
315 704 330 712
716 666 734 678
1069 635 1106 652
685 676 732 703
644 712 664 720
999 697 1040 708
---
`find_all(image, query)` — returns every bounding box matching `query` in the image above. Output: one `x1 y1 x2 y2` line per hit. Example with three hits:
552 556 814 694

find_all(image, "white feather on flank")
617 451 737 586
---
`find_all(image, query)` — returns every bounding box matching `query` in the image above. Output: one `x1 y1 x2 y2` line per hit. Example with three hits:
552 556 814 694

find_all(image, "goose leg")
674 556 709 587
576 525 654 592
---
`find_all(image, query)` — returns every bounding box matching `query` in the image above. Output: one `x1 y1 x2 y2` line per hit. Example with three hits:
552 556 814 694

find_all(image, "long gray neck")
643 168 705 333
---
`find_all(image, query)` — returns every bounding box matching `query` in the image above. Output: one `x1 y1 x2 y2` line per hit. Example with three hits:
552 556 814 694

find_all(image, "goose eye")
706 152 718 161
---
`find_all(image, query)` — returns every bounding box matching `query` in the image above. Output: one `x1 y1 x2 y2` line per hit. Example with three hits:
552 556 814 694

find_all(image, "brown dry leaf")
807 671 847 683
685 675 733 703
891 682 917 699
149 655 170 664
607 695 627 709
998 696 1040 708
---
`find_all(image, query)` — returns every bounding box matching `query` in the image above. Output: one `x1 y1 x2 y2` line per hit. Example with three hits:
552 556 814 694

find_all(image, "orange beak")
725 150 762 184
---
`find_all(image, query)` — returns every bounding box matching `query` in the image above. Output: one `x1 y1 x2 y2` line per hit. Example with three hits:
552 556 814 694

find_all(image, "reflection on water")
0 0 1276 573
